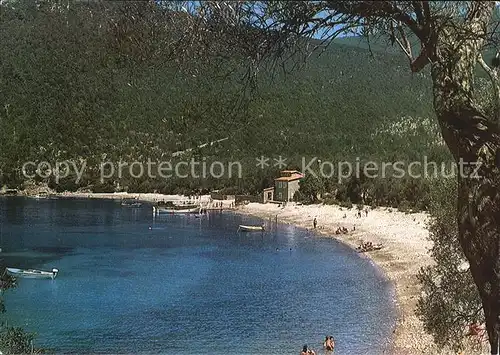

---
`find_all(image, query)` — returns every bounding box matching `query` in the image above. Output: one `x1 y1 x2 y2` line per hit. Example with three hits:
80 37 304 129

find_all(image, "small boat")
153 206 200 214
238 225 265 232
6 267 59 279
121 199 142 207
172 201 199 207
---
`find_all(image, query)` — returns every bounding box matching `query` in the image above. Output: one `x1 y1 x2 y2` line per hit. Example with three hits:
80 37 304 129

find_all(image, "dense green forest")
0 1 459 209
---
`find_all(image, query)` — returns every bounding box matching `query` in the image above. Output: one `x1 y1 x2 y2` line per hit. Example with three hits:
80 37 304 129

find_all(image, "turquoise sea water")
0 197 395 354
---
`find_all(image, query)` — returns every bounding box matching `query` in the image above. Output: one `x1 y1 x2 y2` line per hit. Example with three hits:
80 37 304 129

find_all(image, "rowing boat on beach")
6 267 59 279
238 225 264 232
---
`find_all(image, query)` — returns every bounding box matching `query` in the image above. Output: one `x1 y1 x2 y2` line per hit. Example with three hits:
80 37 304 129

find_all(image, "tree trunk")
429 3 500 352
459 140 500 354
432 49 500 355
444 110 500 354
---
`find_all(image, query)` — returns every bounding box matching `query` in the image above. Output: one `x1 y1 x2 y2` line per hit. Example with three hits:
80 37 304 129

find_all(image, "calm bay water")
0 197 395 354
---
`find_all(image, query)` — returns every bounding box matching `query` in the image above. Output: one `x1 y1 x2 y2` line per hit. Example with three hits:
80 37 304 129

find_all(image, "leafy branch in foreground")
0 273 44 354
417 178 485 352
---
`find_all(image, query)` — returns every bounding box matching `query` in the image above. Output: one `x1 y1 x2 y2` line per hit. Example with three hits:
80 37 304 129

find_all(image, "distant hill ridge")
0 6 457 193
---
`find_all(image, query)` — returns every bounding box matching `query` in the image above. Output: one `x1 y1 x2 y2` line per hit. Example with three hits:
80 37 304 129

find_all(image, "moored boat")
33 192 49 199
153 205 200 214
238 225 265 232
6 267 59 279
121 199 142 207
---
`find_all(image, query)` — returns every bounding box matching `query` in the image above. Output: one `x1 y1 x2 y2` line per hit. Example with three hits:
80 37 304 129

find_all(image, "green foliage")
397 200 412 213
0 1 495 353
339 199 353 209
322 196 337 205
416 178 483 352
0 1 445 209
0 273 44 354
298 175 324 203
292 189 305 202
0 327 37 355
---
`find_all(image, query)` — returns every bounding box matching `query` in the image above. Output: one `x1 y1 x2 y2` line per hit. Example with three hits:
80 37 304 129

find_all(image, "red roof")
275 172 303 182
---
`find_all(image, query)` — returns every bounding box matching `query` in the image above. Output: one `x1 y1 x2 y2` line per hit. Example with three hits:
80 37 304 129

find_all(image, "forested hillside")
0 1 455 208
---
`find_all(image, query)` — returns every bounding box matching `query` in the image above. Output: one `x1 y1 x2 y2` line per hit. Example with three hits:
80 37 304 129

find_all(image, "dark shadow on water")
0 247 76 271
32 246 74 254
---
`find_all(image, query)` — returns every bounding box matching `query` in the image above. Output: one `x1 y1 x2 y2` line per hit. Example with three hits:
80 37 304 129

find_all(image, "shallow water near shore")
0 197 395 354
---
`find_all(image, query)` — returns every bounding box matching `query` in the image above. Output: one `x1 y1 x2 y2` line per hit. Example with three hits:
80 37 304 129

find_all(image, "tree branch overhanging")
289 1 435 72
326 1 426 42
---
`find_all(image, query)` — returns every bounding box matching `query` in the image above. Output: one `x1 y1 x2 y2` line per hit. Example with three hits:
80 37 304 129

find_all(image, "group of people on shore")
335 226 349 234
300 336 335 354
355 209 369 218
356 240 383 253
209 201 235 209
312 216 352 236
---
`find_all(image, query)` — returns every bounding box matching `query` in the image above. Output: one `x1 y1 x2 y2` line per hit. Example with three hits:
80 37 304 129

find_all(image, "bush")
323 196 337 205
339 199 353 209
416 178 483 352
48 175 80 192
397 200 411 213
220 186 240 195
92 182 115 193
293 190 305 203
0 326 36 354
298 174 324 203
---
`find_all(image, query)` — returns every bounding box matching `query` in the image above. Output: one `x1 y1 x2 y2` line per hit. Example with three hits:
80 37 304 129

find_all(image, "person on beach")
313 217 317 229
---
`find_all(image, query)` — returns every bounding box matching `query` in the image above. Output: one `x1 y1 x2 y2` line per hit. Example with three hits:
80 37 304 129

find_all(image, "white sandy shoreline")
13 190 484 353
234 203 491 354
56 192 434 353
235 202 437 355
54 191 213 203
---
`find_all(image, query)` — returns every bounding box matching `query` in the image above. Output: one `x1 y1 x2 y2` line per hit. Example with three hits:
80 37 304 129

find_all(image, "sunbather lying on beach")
335 226 349 235
466 322 487 340
356 241 383 252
